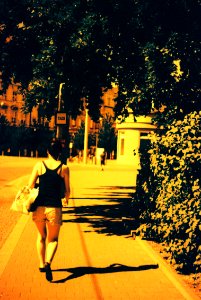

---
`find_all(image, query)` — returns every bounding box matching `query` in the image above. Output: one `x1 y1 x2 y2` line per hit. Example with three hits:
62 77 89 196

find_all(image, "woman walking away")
28 140 70 282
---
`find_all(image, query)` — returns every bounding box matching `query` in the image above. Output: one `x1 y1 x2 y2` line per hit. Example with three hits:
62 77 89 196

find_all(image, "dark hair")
47 140 63 160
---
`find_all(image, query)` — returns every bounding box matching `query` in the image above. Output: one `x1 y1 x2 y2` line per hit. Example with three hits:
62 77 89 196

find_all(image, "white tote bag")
10 186 39 215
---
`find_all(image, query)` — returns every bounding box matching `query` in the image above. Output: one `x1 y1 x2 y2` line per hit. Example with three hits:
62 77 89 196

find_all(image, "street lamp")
56 82 65 139
95 117 102 164
83 99 89 164
83 107 89 164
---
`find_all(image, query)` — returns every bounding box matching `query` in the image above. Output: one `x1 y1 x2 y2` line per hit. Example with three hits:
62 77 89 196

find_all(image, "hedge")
133 111 201 274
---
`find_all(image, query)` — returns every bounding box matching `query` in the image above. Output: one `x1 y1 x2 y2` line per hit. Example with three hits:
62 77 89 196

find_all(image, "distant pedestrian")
27 140 70 282
100 151 106 171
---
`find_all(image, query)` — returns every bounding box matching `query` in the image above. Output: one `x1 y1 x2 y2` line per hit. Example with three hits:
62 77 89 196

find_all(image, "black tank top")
36 162 63 207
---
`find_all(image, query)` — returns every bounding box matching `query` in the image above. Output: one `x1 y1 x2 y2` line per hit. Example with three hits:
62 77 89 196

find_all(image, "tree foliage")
0 115 10 151
1 0 200 121
133 111 201 273
0 115 53 156
73 121 96 152
98 115 117 157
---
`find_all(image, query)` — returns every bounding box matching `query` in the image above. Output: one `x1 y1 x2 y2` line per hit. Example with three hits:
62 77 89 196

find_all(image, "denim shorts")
32 206 62 225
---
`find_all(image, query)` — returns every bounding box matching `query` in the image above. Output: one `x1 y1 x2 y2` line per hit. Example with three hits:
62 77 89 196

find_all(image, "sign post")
56 83 65 139
55 112 67 138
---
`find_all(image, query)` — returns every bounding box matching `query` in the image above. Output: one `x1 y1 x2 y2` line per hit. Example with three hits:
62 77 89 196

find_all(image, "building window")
12 117 16 124
78 118 82 127
140 132 149 138
20 120 25 125
120 138 124 155
72 119 76 127
90 120 94 129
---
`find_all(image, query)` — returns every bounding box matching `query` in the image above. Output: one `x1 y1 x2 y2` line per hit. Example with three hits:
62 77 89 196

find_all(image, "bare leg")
34 222 47 268
46 223 61 264
44 223 61 281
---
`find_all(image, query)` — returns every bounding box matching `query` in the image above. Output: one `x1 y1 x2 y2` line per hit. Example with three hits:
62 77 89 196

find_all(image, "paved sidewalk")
0 162 199 300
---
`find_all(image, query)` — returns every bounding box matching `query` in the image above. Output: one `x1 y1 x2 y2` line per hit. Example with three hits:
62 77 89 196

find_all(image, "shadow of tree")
52 263 159 283
62 186 137 236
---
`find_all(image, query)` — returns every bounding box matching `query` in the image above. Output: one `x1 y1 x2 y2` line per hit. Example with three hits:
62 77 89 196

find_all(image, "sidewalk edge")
0 214 30 277
136 237 200 300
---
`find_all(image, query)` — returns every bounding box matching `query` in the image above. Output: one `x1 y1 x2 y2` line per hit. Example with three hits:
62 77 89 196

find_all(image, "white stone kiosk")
116 111 156 168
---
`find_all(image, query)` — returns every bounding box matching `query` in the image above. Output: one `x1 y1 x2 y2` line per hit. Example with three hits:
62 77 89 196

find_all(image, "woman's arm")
27 162 40 189
63 166 70 205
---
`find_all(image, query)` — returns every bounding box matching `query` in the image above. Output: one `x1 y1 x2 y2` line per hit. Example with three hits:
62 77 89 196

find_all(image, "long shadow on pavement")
62 186 137 236
52 263 159 283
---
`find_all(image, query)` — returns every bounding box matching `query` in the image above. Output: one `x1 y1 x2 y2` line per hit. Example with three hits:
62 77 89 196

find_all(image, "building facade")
1 78 157 166
0 76 117 139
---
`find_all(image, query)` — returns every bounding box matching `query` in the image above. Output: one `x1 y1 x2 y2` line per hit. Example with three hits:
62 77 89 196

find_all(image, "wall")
116 111 156 167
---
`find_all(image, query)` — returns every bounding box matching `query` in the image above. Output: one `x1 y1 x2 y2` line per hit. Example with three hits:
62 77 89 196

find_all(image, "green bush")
135 111 201 273
131 141 158 233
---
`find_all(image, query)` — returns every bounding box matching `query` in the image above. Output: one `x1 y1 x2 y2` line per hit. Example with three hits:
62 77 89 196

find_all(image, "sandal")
45 262 53 282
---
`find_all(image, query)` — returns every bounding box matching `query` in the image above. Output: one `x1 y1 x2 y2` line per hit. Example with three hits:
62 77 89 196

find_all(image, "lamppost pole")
56 82 65 139
83 107 89 164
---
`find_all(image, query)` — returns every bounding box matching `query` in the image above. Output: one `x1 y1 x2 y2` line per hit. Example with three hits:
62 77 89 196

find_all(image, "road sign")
55 112 67 125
